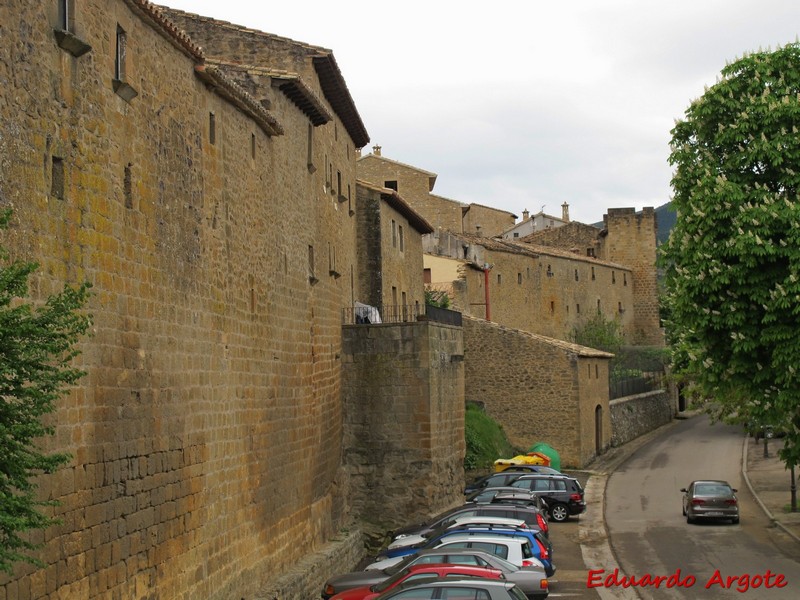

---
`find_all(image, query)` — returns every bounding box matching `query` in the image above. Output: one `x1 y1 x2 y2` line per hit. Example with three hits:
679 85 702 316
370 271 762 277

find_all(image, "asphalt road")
605 415 800 599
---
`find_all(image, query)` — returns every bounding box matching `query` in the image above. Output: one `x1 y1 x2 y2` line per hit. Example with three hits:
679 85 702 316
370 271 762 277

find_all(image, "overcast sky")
160 1 799 225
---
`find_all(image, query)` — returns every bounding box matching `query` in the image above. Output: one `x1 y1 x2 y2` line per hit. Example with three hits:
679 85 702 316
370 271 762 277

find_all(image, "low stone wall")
255 528 364 600
610 390 674 447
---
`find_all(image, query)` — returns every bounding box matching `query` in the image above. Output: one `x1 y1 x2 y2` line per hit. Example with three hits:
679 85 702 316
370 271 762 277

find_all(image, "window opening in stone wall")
550 301 555 314
392 220 397 247
597 299 601 313
399 225 404 252
587 248 595 257
123 163 133 209
209 113 216 145
54 0 91 57
115 25 126 80
112 24 137 101
518 273 522 284
566 304 569 314
348 184 353 215
546 264 553 277
334 122 338 141
251 133 256 159
329 163 333 194
588 364 591 378
306 124 315 173
392 286 398 308
384 180 398 191
308 245 318 284
513 232 519 238
624 272 627 286
612 271 616 284
575 269 579 281
576 303 581 314
619 302 624 313
402 291 407 321
497 273 501 285
591 266 595 280
51 156 64 200
58 0 73 31
424 268 432 284
596 364 599 378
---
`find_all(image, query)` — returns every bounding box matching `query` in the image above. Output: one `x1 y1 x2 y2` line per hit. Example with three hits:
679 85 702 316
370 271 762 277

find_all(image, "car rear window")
468 542 508 560
521 541 534 559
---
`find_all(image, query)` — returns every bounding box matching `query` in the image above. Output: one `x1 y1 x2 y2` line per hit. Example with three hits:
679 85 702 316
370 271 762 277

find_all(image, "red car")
329 563 504 600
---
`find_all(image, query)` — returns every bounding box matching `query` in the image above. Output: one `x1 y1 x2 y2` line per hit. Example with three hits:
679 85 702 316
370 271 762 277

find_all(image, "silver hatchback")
681 480 739 524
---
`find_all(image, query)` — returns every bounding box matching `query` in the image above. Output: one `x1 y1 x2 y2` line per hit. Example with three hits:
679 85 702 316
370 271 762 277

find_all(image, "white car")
367 533 543 571
388 516 529 549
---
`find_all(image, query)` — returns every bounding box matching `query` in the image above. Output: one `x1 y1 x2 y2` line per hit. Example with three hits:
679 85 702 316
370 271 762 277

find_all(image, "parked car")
464 467 560 495
372 528 555 577
387 517 530 550
507 475 586 522
379 522 543 560
681 480 739 524
465 487 549 511
321 549 547 600
365 533 545 572
372 578 529 600
392 504 548 541
329 563 504 600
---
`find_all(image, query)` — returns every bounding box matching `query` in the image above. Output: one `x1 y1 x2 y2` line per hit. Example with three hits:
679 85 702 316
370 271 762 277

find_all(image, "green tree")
0 210 91 573
568 312 623 354
661 43 800 469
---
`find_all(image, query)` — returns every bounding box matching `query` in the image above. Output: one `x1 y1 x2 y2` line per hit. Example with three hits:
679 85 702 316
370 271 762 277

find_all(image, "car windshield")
695 484 731 496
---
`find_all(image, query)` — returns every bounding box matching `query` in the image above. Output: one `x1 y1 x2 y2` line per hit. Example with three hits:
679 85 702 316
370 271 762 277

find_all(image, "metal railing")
609 371 665 399
342 304 462 327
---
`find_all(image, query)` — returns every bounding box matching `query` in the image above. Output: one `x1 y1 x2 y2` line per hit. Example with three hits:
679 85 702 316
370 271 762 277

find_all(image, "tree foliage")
0 210 91 573
661 43 800 468
569 312 623 355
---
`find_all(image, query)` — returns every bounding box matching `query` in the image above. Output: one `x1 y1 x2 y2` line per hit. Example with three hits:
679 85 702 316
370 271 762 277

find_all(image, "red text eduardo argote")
587 568 788 593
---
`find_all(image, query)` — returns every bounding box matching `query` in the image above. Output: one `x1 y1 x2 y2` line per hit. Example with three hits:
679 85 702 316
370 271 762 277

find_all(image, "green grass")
464 403 520 471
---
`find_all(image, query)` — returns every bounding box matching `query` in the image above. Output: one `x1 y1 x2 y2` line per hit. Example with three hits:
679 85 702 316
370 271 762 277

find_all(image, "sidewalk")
742 434 800 544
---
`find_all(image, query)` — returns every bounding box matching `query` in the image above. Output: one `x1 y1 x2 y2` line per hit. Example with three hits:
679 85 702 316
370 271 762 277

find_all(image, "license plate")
705 512 724 516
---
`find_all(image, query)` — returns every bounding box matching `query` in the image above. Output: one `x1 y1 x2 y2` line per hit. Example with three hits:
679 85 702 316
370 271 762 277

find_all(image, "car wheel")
686 514 695 524
732 516 740 524
682 504 686 516
549 503 569 522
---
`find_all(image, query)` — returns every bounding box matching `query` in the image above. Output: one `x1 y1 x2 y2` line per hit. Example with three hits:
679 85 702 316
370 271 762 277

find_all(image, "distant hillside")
654 202 676 245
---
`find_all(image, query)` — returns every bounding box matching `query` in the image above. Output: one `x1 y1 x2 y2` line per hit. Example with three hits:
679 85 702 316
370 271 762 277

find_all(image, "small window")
58 0 73 31
577 303 581 314
399 225 404 252
596 364 599 378
588 364 592 377
550 301 555 314
587 248 595 257
612 271 616 284
54 0 91 57
423 268 432 284
306 124 315 172
624 272 628 286
546 265 553 278
384 180 397 191
575 269 579 281
209 113 216 145
517 273 522 284
251 133 256 159
115 25 127 81
308 245 318 284
496 274 501 285
391 220 397 248
618 302 624 313
597 299 601 313
513 232 519 238
591 267 595 280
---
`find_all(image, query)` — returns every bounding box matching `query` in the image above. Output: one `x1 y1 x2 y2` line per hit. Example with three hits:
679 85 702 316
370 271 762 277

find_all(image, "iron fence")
610 371 666 399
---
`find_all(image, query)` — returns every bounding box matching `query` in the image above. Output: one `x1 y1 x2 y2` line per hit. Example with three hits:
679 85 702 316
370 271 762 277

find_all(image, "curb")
741 435 800 545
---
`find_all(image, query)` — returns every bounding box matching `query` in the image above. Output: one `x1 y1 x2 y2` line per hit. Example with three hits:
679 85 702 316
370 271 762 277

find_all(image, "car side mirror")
680 488 687 493
732 489 738 493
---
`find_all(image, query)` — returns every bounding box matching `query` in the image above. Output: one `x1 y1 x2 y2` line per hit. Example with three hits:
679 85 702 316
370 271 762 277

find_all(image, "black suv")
508 474 586 522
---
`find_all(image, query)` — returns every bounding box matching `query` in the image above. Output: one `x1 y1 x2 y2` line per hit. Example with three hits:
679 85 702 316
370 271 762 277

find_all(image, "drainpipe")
483 263 491 321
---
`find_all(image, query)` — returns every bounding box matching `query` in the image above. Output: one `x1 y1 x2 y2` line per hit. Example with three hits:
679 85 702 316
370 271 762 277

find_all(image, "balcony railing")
342 304 462 327
609 371 665 399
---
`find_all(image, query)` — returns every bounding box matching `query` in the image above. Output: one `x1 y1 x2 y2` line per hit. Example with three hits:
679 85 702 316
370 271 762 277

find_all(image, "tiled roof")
206 60 332 126
463 202 518 219
128 1 204 59
194 64 283 136
157 6 369 148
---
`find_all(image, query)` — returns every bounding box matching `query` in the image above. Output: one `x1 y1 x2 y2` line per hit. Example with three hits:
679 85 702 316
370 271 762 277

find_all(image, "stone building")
0 3 465 599
499 204 571 240
357 148 517 237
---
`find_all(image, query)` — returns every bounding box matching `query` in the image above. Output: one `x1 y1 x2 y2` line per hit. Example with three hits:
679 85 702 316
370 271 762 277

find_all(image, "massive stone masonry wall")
463 317 611 468
341 321 465 539
357 156 463 234
462 204 516 239
523 221 604 257
609 391 675 447
460 247 635 343
601 208 663 346
0 3 359 599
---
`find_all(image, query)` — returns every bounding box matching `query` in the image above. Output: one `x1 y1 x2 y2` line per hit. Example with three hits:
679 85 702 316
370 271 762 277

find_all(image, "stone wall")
462 204 516 238
609 390 675 447
341 321 465 539
463 316 612 468
0 2 360 598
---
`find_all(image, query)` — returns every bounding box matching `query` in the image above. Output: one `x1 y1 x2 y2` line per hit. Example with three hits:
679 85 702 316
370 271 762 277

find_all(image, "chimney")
562 202 570 222
372 145 382 156
522 209 530 220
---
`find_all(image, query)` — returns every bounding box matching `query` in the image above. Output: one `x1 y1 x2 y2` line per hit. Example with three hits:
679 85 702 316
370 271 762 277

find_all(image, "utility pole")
791 464 797 512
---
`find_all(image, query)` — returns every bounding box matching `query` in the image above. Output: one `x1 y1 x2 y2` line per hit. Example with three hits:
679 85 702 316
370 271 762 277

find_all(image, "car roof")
437 532 530 544
404 564 500 575
691 480 732 485
509 473 574 480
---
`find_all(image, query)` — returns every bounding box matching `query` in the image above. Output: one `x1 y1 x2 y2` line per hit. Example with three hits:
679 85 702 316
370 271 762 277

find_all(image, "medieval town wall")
463 316 611 468
341 321 465 537
462 204 516 238
0 2 359 598
610 390 675 447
